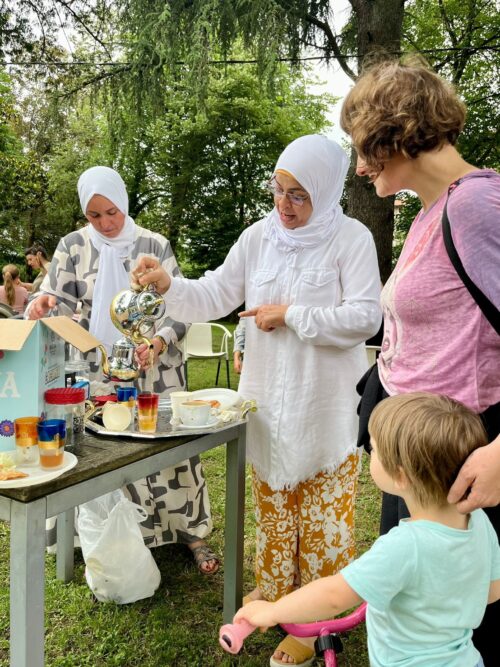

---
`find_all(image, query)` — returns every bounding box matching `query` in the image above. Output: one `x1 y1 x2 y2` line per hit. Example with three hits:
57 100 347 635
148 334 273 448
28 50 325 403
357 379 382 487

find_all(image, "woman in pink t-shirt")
341 57 500 666
0 264 28 315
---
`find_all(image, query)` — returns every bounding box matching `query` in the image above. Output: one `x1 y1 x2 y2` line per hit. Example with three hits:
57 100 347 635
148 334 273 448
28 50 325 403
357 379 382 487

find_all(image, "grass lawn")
0 322 380 666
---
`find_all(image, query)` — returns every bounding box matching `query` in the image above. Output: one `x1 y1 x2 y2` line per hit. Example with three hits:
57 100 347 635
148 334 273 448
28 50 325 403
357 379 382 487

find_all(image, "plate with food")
187 388 242 410
0 452 78 489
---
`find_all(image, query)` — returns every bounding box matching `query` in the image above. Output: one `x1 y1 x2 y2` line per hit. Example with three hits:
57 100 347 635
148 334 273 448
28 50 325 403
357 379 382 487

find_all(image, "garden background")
0 2 499 664
0 322 379 666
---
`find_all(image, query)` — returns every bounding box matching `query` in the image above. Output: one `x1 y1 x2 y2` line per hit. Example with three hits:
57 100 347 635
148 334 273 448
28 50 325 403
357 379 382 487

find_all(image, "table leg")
223 425 246 623
10 499 46 667
56 509 75 582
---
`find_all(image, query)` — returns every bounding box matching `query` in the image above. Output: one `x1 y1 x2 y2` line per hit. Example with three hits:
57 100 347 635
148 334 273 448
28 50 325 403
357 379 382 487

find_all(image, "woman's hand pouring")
131 257 171 295
135 338 164 369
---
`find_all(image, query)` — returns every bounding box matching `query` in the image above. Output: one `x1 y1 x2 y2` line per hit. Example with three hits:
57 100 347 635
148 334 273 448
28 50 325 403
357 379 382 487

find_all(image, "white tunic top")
164 215 381 489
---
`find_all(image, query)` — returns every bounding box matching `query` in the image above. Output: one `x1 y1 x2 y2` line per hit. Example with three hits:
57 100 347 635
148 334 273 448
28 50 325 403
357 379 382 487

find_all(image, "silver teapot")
99 284 166 381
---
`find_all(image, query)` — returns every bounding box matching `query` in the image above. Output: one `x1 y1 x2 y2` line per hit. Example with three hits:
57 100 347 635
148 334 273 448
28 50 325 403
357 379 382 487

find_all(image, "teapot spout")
98 344 110 377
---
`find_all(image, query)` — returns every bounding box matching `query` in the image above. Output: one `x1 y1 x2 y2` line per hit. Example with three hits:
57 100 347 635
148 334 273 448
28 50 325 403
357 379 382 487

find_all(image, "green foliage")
45 103 113 237
393 192 421 265
1 1 499 273
0 71 47 263
0 70 19 154
0 323 377 666
116 0 334 102
404 0 500 170
145 65 332 274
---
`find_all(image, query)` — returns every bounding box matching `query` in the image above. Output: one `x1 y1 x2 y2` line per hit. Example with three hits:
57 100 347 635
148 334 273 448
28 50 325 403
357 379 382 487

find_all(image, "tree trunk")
345 0 406 283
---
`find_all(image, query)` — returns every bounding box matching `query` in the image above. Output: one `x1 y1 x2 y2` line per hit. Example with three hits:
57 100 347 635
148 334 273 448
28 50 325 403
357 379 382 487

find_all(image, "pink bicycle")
219 603 367 667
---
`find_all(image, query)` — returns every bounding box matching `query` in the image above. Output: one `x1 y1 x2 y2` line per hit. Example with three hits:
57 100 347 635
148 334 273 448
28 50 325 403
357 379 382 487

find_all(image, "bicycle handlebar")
219 619 256 654
281 602 367 637
219 603 367 655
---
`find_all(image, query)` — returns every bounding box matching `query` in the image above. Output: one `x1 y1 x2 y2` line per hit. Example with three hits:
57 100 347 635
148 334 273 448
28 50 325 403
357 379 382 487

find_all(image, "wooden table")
0 422 247 667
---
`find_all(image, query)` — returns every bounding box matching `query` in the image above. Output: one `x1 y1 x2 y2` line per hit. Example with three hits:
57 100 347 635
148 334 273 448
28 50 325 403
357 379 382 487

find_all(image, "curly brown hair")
340 57 466 172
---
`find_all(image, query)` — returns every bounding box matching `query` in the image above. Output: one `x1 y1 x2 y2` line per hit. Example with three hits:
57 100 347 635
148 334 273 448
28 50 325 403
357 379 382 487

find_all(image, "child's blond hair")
368 393 487 506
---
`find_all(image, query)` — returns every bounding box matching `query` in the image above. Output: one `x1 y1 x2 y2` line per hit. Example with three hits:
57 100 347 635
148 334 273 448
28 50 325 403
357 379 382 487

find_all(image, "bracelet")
154 335 168 355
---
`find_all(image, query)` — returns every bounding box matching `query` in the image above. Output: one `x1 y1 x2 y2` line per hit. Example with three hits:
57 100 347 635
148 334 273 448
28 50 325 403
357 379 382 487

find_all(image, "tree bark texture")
345 0 406 283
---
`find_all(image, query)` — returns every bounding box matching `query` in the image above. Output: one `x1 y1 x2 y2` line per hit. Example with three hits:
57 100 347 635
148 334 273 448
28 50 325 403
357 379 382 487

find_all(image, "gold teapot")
99 284 166 381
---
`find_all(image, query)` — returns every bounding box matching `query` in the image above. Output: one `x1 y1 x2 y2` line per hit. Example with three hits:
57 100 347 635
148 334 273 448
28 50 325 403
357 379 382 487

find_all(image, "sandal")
270 635 315 667
190 543 220 575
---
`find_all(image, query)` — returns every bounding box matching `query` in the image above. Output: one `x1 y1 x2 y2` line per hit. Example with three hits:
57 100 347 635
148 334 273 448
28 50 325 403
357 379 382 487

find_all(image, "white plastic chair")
0 303 17 318
183 323 233 390
365 345 381 366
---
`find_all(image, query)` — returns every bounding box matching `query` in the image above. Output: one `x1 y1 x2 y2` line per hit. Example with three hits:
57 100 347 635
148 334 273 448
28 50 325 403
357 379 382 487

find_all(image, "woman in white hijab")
28 166 219 575
133 135 382 666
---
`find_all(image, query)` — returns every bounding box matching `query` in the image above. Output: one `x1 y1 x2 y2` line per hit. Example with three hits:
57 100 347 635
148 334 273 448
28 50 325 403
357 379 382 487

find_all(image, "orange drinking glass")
14 417 40 466
37 420 66 470
137 393 159 433
14 417 39 445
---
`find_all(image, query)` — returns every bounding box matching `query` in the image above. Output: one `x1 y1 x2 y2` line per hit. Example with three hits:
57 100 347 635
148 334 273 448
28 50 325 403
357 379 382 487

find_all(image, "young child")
235 392 500 667
233 318 246 374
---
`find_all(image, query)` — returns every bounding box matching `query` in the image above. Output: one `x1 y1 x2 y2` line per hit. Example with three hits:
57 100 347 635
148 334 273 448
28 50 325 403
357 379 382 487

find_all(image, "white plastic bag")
77 489 161 604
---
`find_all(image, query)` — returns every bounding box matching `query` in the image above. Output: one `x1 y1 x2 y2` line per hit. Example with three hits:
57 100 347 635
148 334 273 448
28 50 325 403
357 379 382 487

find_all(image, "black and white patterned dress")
41 224 213 548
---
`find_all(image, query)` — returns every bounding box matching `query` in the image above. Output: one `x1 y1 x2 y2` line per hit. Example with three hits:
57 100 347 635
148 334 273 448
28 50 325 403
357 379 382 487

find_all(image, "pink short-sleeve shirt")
378 170 500 413
0 285 28 315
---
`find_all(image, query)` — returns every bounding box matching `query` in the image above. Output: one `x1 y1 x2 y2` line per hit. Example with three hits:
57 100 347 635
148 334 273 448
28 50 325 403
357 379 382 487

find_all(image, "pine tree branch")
56 64 131 97
54 0 113 59
302 12 357 80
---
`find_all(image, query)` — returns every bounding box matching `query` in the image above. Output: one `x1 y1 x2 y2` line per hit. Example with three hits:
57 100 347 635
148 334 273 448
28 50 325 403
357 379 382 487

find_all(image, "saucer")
177 415 220 430
188 388 241 410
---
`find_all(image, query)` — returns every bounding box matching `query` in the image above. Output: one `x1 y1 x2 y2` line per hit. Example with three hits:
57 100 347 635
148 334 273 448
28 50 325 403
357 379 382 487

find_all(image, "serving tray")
85 399 246 439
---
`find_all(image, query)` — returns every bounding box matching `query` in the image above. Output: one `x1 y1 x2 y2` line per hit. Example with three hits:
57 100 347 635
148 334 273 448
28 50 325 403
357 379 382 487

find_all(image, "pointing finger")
239 309 258 318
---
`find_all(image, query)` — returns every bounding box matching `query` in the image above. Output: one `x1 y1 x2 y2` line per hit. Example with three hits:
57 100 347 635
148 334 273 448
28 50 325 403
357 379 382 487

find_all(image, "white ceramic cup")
170 391 192 419
102 403 132 431
178 400 211 427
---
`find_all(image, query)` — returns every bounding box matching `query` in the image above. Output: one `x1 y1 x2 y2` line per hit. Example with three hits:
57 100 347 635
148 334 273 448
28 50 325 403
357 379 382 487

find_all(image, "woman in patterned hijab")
28 166 220 574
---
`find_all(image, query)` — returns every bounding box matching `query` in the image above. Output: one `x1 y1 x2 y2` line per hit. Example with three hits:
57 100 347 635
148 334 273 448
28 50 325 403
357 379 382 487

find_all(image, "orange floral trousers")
251 450 361 602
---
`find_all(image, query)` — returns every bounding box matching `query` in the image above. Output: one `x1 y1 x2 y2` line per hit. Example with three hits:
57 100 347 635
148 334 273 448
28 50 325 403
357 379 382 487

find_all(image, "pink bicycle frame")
219 603 367 667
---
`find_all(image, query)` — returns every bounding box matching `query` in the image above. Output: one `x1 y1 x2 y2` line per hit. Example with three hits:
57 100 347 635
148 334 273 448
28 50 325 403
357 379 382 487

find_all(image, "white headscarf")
264 134 350 251
77 166 137 351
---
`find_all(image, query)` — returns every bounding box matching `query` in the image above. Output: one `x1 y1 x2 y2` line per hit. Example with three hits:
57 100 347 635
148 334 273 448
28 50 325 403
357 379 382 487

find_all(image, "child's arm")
234 573 363 629
233 351 243 374
488 579 500 604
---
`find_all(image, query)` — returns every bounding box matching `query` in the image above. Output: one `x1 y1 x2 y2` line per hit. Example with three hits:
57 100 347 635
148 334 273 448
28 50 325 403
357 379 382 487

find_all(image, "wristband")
154 335 168 355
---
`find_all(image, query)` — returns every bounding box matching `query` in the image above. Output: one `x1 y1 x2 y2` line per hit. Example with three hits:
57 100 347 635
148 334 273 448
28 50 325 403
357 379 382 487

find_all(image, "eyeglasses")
265 181 310 207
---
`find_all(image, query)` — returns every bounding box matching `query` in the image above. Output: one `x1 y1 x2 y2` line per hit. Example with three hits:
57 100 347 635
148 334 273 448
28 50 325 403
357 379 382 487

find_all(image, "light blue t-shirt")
342 509 500 667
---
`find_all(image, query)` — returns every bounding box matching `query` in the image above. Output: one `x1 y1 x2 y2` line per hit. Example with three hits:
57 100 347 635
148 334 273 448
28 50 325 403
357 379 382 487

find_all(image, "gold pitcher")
99 284 166 381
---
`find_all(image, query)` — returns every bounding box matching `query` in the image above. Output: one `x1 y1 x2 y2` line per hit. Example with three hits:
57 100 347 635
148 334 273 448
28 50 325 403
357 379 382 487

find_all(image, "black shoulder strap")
442 181 500 336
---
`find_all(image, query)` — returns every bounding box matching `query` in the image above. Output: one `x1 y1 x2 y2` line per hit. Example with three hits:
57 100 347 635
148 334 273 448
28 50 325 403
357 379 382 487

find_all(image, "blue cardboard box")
0 317 100 452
